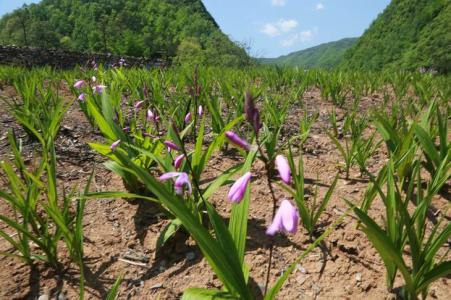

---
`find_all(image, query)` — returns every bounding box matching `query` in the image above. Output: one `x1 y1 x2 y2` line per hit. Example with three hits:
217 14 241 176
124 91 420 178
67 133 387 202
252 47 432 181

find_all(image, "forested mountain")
344 0 450 72
260 38 357 68
0 0 250 66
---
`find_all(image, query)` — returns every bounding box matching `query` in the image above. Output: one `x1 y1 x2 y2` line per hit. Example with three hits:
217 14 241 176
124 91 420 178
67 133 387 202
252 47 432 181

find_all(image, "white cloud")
281 30 314 47
271 0 286 7
279 19 298 32
261 18 298 37
315 3 325 11
261 23 280 37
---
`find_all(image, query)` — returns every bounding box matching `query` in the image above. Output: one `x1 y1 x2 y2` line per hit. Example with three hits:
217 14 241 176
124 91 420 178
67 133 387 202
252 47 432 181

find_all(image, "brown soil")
0 85 449 300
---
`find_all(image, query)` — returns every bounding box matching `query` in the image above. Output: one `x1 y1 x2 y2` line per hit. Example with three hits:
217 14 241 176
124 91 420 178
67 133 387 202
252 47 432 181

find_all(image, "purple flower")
93 85 106 95
122 127 130 133
225 131 250 151
244 91 262 135
159 172 192 194
174 154 185 169
110 139 121 150
228 172 252 203
276 155 291 184
198 105 203 116
266 200 299 236
134 100 144 109
74 80 85 89
184 112 191 123
164 140 179 151
77 93 86 102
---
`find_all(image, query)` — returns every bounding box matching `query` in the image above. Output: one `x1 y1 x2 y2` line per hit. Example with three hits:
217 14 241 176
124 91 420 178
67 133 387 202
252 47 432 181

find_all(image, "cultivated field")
0 66 449 299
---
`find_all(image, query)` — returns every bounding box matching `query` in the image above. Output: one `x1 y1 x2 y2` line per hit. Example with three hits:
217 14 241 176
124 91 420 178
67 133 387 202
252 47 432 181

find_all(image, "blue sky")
1 0 391 58
202 0 391 57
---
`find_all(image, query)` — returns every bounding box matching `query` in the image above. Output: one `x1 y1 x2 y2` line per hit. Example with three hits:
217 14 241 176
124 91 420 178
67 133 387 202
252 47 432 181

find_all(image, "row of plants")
0 64 449 299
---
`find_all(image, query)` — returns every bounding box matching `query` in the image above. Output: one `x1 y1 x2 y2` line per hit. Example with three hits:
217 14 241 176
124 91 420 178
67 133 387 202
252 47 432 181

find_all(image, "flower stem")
255 137 278 296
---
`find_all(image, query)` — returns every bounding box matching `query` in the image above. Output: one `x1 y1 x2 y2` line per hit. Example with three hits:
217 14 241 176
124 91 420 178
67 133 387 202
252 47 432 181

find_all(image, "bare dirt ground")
0 85 449 299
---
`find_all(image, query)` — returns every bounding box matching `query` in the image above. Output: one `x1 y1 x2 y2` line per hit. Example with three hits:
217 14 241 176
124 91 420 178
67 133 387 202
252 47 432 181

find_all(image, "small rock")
295 264 307 274
355 272 362 282
150 283 163 290
311 283 322 295
57 291 68 300
38 294 50 300
186 251 196 261
296 274 310 285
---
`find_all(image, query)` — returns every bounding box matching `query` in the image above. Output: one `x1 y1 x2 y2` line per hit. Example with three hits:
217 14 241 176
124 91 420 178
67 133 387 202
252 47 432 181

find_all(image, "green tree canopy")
0 0 251 66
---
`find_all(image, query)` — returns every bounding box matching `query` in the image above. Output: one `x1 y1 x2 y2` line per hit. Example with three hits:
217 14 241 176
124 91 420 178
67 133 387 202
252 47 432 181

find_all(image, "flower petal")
159 172 181 181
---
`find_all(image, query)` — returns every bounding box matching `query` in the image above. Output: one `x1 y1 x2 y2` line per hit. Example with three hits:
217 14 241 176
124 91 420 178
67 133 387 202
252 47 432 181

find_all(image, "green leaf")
155 218 182 254
353 207 413 292
86 99 116 140
313 174 338 225
202 164 243 200
416 261 451 293
415 124 440 167
105 275 123 300
228 150 257 266
182 288 237 300
112 149 251 298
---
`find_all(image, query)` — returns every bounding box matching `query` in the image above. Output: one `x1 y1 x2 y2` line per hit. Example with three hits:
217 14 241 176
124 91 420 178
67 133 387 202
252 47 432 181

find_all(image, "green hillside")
0 0 250 66
344 0 450 72
260 38 358 68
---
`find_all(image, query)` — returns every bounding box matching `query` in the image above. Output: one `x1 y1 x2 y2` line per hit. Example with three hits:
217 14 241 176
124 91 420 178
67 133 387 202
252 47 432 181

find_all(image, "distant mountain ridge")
260 38 358 68
0 0 250 66
344 0 450 72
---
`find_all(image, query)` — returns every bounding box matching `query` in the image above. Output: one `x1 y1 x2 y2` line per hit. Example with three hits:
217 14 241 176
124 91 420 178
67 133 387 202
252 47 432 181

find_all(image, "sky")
1 0 391 58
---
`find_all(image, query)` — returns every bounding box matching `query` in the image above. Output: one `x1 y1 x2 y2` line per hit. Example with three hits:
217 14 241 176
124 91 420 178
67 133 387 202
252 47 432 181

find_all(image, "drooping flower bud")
184 112 191 123
275 155 291 184
228 172 252 203
225 131 250 151
174 154 185 169
266 200 299 236
77 93 86 102
164 140 179 151
74 80 85 89
110 139 121 151
134 100 144 109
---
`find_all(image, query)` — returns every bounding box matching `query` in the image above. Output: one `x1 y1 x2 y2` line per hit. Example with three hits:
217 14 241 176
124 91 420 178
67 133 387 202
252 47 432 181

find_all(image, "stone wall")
0 45 167 68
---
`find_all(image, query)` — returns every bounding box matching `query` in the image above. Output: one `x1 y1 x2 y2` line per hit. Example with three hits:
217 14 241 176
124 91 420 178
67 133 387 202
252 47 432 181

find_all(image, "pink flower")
225 131 250 151
174 154 185 169
74 80 85 89
198 105 203 116
276 155 291 184
159 172 192 194
266 200 299 236
184 112 191 123
147 109 155 122
134 100 144 109
93 85 106 94
77 93 86 102
164 140 179 151
110 139 121 150
228 172 252 203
